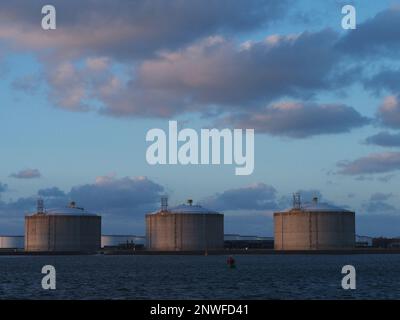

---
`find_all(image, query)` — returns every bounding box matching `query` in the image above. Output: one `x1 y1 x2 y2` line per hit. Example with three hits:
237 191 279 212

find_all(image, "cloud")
0 182 7 195
11 74 41 94
38 187 66 198
68 175 164 212
364 69 400 94
44 61 93 111
362 200 397 215
377 174 396 182
201 183 277 211
223 101 369 138
370 193 393 202
0 0 289 60
337 152 400 175
130 30 343 108
365 131 400 147
37 28 353 118
0 175 165 234
337 7 400 57
10 169 41 179
0 2 378 129
354 175 374 181
377 95 400 129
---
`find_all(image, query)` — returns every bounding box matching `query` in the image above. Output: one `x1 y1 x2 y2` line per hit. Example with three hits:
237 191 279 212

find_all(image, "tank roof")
46 207 98 216
29 201 98 216
280 202 353 213
30 206 98 216
150 203 220 215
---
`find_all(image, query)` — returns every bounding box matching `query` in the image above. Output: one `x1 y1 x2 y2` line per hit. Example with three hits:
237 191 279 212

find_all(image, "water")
0 254 399 299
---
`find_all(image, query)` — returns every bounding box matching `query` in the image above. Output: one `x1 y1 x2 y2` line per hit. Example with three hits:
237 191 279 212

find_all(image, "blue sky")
1 0 400 236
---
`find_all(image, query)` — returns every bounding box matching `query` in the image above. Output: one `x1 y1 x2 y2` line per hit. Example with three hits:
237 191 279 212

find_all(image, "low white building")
355 235 373 247
0 236 24 249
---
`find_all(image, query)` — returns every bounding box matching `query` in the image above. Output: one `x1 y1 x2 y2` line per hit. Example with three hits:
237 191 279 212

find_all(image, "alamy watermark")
146 121 255 176
41 265 56 290
342 5 356 30
41 5 56 30
341 265 356 290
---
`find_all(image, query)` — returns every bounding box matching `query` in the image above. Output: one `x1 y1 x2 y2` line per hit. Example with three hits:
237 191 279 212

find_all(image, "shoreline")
1 248 400 255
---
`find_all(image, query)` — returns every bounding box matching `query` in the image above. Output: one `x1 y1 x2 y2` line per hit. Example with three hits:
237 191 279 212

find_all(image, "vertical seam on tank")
316 214 319 250
281 214 284 250
309 213 312 250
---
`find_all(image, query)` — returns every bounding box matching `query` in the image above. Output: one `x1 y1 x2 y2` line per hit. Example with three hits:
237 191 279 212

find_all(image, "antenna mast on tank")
161 196 168 212
293 193 301 209
37 199 44 214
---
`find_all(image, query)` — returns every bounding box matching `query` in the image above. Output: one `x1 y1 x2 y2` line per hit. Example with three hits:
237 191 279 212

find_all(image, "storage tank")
146 199 224 251
25 201 101 253
101 235 145 248
0 236 24 249
274 196 355 250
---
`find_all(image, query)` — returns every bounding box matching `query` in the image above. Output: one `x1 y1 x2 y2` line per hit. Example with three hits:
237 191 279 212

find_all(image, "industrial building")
224 234 274 249
356 235 373 247
0 236 24 250
25 200 101 253
274 195 355 250
101 235 145 249
146 199 224 251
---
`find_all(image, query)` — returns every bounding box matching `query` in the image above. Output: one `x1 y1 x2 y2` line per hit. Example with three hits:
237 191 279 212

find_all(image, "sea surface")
0 254 399 299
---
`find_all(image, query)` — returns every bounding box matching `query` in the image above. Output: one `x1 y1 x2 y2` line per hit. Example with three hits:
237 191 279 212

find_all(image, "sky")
1 0 400 237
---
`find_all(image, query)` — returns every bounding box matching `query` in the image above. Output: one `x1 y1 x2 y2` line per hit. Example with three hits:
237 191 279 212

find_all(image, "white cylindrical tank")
274 198 355 250
146 200 224 251
25 202 101 252
0 236 24 249
101 235 145 248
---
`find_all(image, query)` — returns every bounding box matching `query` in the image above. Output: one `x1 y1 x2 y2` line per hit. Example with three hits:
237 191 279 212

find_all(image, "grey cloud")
365 132 400 147
223 102 369 138
370 193 393 202
355 175 374 181
4 175 164 213
0 0 290 60
38 187 66 198
338 152 400 175
362 201 397 215
68 176 164 212
0 183 7 193
337 7 400 57
377 174 396 182
201 183 277 211
364 69 400 94
0 182 8 200
0 175 165 234
10 169 41 179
